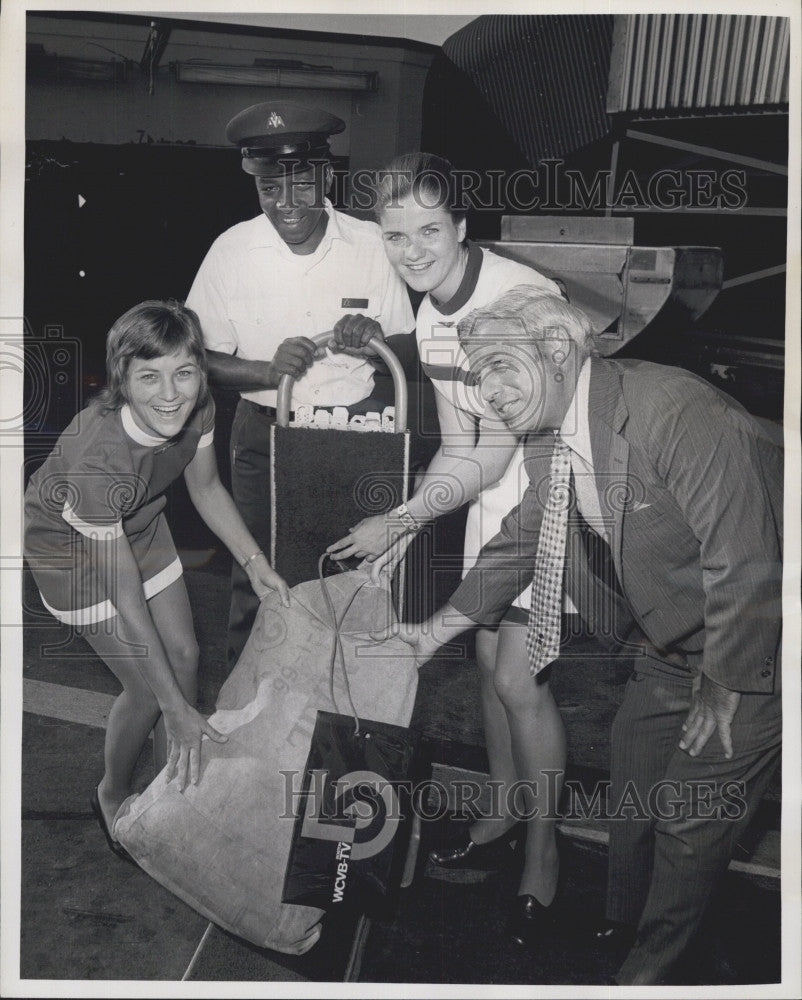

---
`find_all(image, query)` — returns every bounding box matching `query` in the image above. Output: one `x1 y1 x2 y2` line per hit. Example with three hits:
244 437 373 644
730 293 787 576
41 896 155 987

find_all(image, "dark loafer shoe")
592 920 636 951
428 822 522 871
90 786 135 865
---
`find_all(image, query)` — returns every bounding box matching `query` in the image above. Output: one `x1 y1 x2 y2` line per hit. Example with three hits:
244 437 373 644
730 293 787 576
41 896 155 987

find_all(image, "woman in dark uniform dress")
24 300 289 860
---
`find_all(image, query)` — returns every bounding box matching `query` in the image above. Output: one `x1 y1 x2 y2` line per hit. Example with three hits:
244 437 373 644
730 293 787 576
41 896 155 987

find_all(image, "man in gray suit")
389 288 782 984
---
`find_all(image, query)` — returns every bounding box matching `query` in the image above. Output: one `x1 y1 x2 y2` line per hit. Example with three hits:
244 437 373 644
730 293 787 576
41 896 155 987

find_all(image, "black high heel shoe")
508 835 565 948
90 786 135 865
508 891 560 947
428 821 523 871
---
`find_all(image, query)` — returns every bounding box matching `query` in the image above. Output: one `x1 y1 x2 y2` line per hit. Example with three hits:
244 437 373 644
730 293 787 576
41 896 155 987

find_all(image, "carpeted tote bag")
282 559 421 912
270 332 411 591
112 564 419 955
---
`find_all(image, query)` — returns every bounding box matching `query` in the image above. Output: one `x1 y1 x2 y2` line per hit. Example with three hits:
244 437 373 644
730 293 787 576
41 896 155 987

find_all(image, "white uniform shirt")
186 201 414 408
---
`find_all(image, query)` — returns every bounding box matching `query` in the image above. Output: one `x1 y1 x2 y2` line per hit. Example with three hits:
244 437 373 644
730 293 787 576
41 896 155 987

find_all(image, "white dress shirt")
560 355 606 535
558 355 605 613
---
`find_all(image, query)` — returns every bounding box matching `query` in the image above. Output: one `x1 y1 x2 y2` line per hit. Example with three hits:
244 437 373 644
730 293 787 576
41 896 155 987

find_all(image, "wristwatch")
391 503 423 534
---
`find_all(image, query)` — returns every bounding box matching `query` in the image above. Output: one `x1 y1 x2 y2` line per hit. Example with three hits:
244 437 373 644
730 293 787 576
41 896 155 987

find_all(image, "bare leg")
79 577 199 827
80 619 162 828
147 577 199 771
493 622 567 905
470 626 520 844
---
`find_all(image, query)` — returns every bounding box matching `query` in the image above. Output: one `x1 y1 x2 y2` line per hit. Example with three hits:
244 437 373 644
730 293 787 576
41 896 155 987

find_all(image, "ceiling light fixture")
173 61 378 92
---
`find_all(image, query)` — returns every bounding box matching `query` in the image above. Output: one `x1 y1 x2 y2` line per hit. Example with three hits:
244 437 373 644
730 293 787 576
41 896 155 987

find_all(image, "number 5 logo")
301 769 401 860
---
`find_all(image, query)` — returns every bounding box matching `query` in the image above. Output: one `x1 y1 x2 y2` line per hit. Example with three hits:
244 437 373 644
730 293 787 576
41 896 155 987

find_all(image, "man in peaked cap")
224 101 346 248
186 100 413 666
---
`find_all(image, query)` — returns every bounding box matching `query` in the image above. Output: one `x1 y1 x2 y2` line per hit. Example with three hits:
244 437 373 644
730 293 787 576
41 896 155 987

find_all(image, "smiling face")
466 321 577 434
379 195 467 301
125 349 201 439
254 166 331 254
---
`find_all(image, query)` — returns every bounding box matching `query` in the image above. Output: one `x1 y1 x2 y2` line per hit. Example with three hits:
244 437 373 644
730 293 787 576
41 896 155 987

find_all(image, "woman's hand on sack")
245 554 291 607
163 703 228 791
360 532 415 584
327 513 402 561
329 314 385 357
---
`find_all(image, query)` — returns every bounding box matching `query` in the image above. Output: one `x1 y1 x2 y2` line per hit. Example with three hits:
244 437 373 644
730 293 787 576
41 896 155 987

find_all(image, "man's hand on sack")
370 603 475 671
368 621 438 671
329 314 385 357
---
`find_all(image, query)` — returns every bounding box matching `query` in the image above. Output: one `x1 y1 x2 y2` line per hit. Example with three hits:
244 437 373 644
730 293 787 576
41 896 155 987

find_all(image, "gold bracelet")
242 549 264 569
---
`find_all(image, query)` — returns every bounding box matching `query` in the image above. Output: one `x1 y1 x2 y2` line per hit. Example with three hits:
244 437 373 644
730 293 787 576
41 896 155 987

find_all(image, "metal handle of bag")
276 332 408 431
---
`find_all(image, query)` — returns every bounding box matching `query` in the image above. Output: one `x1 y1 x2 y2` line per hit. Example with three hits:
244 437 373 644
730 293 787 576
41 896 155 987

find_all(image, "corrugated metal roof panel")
442 14 614 164
608 14 790 114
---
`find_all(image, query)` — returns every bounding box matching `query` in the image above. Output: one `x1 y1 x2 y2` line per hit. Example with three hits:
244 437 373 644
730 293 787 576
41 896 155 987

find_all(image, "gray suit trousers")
609 655 781 985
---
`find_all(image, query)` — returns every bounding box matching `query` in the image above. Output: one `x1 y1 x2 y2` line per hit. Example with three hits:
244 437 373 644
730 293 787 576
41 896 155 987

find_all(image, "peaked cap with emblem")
225 101 345 176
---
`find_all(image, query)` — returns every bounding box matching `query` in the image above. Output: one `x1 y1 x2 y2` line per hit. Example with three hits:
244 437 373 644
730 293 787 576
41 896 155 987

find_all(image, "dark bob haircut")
96 300 209 412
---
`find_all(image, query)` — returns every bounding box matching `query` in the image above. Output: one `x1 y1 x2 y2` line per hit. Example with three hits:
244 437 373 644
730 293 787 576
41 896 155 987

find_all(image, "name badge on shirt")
341 298 369 308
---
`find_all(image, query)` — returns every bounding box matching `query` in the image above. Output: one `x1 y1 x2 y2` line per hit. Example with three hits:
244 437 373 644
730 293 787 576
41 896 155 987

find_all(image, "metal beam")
625 128 788 176
609 205 786 217
606 139 621 218
721 264 786 289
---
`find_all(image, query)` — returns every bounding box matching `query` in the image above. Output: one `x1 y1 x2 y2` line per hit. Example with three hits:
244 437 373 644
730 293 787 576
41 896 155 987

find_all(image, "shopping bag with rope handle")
282 556 421 911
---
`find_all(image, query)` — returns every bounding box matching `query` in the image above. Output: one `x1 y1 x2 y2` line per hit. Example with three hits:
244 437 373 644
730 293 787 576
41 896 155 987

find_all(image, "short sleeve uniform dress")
416 243 562 611
24 399 215 626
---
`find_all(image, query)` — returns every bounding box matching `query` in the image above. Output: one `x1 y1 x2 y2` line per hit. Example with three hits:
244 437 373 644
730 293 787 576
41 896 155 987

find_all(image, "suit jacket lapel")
587 358 629 579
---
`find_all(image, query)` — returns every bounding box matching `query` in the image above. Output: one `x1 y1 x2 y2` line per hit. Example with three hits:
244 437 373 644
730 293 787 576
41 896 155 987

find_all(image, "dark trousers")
227 399 275 668
608 655 781 985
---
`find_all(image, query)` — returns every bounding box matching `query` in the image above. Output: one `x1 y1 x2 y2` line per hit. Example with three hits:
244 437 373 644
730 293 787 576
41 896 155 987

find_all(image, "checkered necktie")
526 434 572 676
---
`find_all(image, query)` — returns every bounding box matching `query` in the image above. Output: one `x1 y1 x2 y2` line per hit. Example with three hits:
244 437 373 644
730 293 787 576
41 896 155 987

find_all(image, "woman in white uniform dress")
329 154 567 942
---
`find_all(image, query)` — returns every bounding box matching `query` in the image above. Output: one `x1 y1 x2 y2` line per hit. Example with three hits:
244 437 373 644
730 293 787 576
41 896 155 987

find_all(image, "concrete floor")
13 553 782 990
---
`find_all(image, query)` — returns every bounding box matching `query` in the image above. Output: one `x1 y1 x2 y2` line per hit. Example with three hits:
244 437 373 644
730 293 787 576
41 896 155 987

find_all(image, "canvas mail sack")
112 569 418 955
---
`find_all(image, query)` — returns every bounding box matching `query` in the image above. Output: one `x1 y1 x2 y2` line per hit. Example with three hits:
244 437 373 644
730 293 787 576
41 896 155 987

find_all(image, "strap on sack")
316 553 372 735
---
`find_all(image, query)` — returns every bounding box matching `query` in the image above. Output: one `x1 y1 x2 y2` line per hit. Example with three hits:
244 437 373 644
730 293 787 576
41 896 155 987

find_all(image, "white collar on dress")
120 404 170 447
